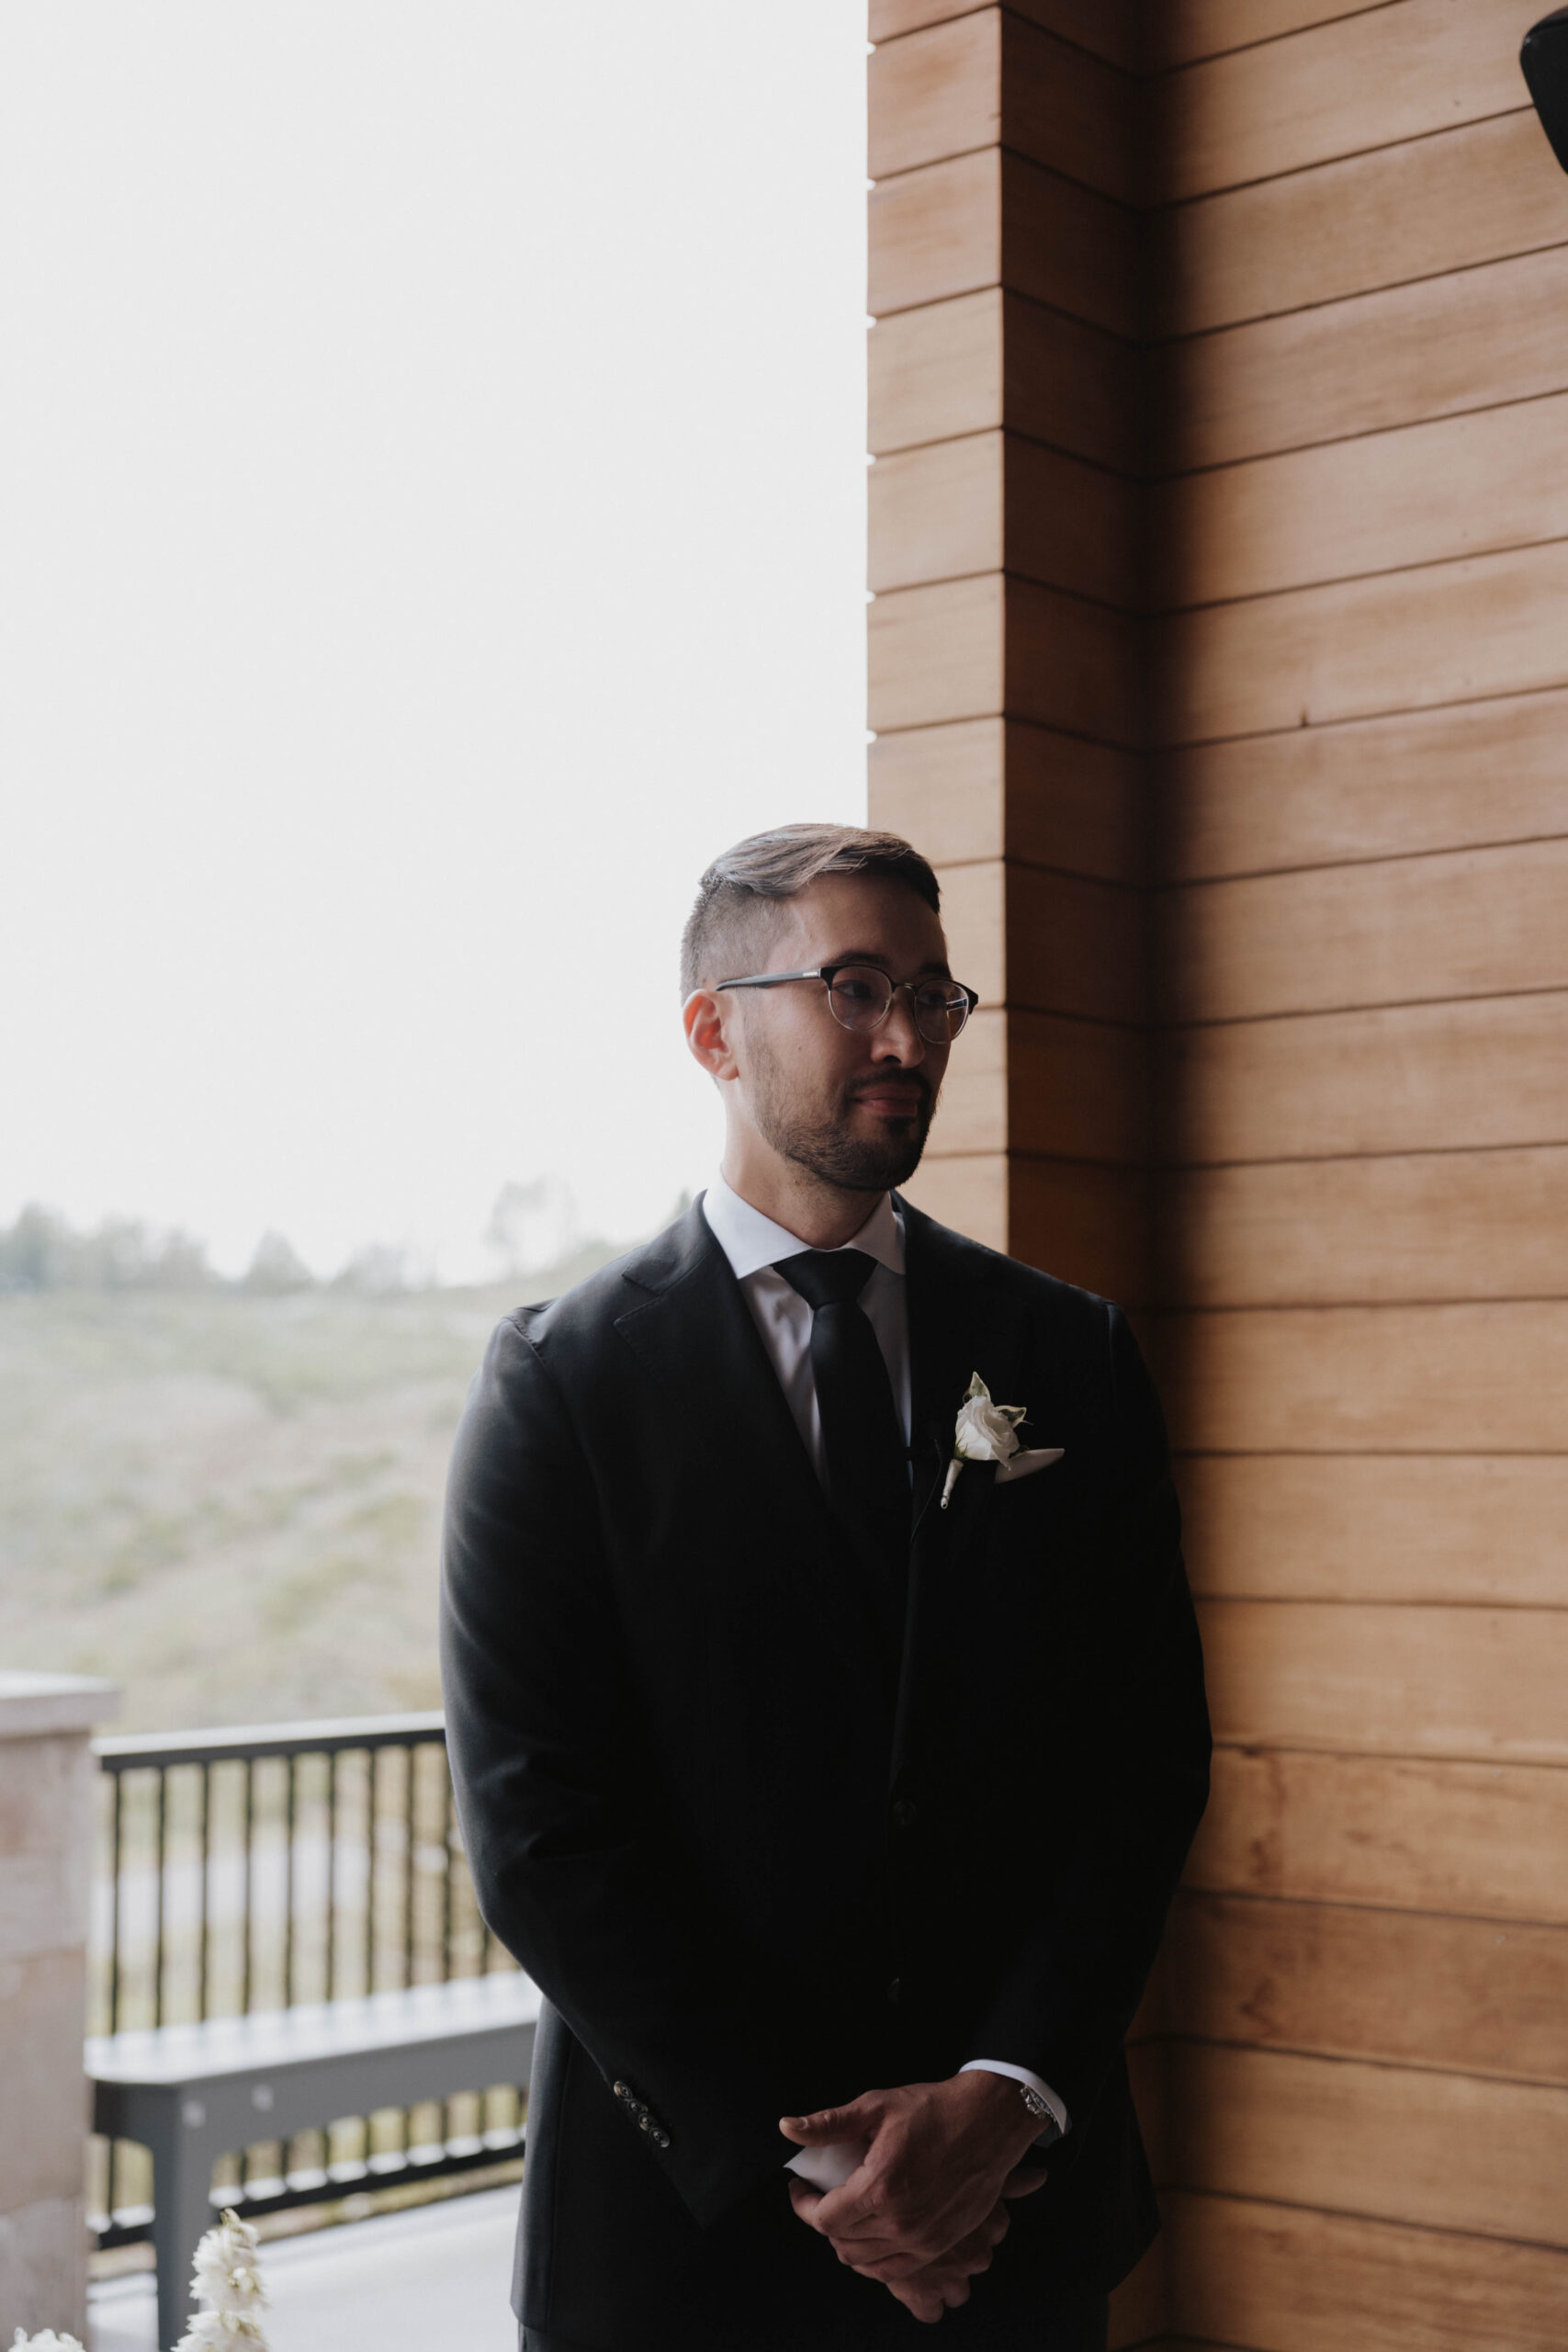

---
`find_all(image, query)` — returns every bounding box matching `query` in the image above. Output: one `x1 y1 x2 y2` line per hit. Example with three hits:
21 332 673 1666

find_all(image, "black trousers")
521 2286 1110 2352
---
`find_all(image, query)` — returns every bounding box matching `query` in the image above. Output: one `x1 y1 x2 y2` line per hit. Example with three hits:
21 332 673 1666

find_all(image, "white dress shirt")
702 1175 1069 2188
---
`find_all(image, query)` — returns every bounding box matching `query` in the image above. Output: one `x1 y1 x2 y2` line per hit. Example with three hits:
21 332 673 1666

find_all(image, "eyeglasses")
713 962 979 1043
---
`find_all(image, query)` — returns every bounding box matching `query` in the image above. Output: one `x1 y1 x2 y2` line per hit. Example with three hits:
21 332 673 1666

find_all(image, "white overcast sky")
1 3 868 1278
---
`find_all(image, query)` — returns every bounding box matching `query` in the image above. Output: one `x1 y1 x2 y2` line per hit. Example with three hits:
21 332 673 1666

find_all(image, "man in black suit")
440 824 1210 2352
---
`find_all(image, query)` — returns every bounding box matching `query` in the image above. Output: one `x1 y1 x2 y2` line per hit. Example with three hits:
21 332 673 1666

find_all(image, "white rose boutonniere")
941 1372 1064 1509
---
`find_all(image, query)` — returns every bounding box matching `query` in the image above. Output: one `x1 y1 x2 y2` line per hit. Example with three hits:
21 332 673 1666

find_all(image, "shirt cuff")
784 2137 870 2189
960 2059 1070 2141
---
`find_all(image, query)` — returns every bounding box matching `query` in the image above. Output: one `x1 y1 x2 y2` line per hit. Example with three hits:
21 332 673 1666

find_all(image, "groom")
440 824 1210 2351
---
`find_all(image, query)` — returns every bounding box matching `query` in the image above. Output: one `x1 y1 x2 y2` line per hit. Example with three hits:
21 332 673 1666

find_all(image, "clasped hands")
780 2072 1052 2324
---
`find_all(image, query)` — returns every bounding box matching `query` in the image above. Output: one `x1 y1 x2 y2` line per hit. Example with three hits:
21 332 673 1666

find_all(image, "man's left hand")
781 2073 1051 2281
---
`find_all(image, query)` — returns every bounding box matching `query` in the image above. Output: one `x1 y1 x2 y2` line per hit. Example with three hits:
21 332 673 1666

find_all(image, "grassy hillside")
0 1245 620 1732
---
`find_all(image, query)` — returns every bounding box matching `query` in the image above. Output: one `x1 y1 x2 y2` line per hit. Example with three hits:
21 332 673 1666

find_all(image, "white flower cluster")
174 2209 272 2350
11 2332 86 2351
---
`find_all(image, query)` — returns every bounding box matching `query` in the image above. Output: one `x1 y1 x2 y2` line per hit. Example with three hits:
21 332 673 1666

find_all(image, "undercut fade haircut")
680 823 942 999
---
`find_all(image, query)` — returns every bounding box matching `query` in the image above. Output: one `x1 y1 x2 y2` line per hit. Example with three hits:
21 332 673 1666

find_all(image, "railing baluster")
403 1742 417 1989
242 1757 255 2015
326 1748 339 2001
198 1761 212 2022
367 1744 380 1996
285 1750 299 2007
107 1765 125 2030
442 1766 456 1982
153 1766 169 2028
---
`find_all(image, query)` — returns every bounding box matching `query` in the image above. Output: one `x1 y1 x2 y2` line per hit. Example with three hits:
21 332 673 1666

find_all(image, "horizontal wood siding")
1165 2191 1568 2352
1145 7 1568 2345
874 8 1567 2341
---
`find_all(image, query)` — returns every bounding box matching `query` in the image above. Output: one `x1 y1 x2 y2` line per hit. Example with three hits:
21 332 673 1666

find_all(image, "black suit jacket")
439 1199 1210 2350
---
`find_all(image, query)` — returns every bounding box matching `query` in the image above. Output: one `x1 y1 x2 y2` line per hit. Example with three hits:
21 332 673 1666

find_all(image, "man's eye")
914 987 959 1012
833 976 881 1003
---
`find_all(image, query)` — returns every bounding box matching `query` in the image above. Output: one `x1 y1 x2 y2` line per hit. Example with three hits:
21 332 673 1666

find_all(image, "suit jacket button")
614 2082 630 2100
654 2129 671 2148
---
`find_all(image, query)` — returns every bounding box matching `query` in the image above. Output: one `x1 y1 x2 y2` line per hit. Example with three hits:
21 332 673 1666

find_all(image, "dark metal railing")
89 1712 525 2245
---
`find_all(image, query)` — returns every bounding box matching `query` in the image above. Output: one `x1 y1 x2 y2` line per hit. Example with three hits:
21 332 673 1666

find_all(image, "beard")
749 1050 937 1195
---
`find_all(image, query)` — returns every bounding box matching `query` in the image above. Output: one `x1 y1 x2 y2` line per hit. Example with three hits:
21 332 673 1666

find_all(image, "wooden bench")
87 1971 541 2351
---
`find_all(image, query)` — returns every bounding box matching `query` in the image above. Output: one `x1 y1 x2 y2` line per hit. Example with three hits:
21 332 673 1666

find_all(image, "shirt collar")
702 1170 905 1284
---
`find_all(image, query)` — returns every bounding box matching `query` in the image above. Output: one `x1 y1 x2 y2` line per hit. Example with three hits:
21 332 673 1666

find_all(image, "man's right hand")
869 2196 1016 2323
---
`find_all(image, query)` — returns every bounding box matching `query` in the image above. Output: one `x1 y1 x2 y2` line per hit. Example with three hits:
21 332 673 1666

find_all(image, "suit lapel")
611 1203 889 1670
891 1203 1029 1788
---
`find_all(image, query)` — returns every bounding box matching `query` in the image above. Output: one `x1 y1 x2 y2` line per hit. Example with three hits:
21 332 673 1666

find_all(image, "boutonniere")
941 1372 1064 1509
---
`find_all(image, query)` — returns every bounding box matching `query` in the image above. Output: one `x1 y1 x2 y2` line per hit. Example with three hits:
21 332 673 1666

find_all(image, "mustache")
846 1073 934 1115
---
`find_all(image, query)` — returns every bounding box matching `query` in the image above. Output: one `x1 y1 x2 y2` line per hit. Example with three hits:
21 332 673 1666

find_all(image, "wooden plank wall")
867 5 1568 2348
865 0 1154 1305
1145 6 1568 2347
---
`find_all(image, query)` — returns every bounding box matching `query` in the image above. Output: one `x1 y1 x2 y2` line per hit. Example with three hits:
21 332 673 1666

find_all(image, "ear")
682 988 740 1082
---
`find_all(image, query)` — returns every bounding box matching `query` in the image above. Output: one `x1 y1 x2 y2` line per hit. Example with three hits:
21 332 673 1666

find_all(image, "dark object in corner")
1522 8 1568 173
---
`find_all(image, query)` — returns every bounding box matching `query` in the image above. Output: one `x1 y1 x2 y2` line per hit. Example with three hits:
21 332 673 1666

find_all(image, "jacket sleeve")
438 1313 802 2227
959 1303 1211 2142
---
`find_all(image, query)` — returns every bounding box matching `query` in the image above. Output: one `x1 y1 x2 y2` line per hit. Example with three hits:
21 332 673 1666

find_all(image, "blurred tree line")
0 1204 392 1295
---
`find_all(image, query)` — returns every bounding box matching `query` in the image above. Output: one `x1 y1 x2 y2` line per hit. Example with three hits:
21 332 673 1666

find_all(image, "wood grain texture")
1179 1453 1568 1606
900 1150 1008 1253
903 1150 1149 1298
1189 1748 1568 1924
1145 2 1396 72
869 290 1140 470
1157 991 1568 1165
1007 860 1147 1021
927 1004 1148 1163
1149 1300 1568 1453
937 856 1146 1021
870 0 1139 68
870 574 1004 733
1168 2040 1568 2243
926 1001 1146 1166
1157 539 1568 744
1165 2188 1568 2351
870 8 1001 183
1156 687 1568 884
1157 0 1535 205
925 1003 1007 1156
1152 392 1568 609
871 429 1137 601
1010 1151 1152 1298
1157 110 1563 338
1156 1147 1568 1308
870 573 1142 741
1166 1891 1568 2085
1158 838 1568 1023
869 10 1140 201
1199 1598 1568 1766
1011 1010 1149 1163
870 149 1139 334
869 717 1146 883
1159 247 1568 473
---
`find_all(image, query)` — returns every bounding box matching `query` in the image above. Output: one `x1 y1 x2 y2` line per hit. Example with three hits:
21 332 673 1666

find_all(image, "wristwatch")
1016 2081 1060 2142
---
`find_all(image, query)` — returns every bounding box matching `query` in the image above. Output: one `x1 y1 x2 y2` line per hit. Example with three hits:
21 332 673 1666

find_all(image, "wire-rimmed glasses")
713 962 979 1044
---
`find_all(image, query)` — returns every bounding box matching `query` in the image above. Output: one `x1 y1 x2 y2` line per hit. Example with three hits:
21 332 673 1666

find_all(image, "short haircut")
680 822 942 998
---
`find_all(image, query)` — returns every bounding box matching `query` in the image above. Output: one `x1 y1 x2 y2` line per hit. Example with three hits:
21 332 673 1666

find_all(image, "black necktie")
774 1250 910 1606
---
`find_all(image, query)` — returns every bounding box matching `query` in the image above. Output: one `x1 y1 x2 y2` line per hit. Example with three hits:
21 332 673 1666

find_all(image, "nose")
873 984 929 1063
